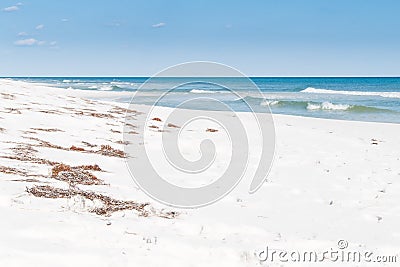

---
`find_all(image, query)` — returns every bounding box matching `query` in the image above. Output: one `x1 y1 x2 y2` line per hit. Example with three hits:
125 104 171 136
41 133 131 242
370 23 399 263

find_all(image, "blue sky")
1 0 400 76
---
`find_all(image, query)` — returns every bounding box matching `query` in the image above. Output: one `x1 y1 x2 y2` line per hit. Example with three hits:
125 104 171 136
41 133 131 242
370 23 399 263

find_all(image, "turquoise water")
9 77 400 124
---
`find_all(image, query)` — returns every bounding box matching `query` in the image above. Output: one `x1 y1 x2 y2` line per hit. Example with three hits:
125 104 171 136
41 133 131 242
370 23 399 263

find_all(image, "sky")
1 0 400 77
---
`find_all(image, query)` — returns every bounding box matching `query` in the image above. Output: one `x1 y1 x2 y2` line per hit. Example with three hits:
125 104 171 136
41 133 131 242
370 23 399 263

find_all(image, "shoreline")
2 78 399 126
1 79 400 266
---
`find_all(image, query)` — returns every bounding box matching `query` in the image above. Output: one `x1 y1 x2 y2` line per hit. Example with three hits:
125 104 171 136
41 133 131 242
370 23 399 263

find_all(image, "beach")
1 79 400 266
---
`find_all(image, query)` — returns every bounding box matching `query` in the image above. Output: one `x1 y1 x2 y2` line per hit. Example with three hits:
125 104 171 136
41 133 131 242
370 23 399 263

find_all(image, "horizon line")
2 76 400 78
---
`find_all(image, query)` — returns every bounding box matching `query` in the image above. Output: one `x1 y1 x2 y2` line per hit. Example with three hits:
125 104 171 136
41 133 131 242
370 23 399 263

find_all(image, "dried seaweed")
26 185 154 217
31 128 64 132
1 92 16 100
82 141 97 148
70 145 85 151
0 144 58 166
0 166 28 176
98 145 125 158
51 164 103 185
109 106 139 115
3 108 21 114
167 123 180 128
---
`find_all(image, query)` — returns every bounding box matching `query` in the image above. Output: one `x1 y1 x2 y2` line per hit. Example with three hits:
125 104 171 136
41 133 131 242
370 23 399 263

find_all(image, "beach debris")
109 106 139 116
0 165 28 176
125 123 137 129
51 163 103 185
31 128 64 132
20 137 126 158
1 92 16 100
110 129 121 134
10 178 43 183
371 139 380 145
167 123 180 128
115 140 130 145
26 185 177 218
152 117 162 122
37 109 63 115
149 125 159 129
89 112 115 119
82 141 97 148
70 145 85 151
0 165 46 178
98 145 125 158
0 127 5 133
0 144 58 166
3 108 21 114
206 128 218 133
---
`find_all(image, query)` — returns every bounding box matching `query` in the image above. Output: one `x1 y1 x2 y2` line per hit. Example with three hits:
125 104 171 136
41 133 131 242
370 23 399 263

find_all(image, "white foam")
301 87 400 99
99 85 113 91
261 100 279 106
190 89 216 94
307 101 351 111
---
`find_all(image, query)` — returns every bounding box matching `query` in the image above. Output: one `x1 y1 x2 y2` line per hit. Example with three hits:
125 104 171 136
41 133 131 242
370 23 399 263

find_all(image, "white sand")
1 79 400 266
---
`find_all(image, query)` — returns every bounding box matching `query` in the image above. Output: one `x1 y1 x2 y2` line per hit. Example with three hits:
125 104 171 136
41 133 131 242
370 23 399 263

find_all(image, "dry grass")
206 128 218 133
152 117 162 122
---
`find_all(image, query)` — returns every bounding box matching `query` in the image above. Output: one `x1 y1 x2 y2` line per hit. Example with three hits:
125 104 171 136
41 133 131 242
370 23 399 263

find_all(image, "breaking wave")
301 87 400 99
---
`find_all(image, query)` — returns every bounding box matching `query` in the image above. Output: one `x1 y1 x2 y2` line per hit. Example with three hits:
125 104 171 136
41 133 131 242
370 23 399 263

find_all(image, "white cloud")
3 5 19 12
35 24 44 30
61 18 69 22
17 32 28 36
152 22 166 28
49 41 57 46
16 2 23 6
14 38 38 46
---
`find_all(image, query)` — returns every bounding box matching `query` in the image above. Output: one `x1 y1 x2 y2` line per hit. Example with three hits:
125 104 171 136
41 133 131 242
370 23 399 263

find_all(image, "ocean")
9 77 400 124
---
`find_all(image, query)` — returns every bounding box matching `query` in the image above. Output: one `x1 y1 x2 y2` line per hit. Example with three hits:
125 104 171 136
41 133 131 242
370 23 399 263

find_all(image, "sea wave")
307 102 351 111
260 100 280 106
98 85 124 91
301 87 400 98
190 89 217 94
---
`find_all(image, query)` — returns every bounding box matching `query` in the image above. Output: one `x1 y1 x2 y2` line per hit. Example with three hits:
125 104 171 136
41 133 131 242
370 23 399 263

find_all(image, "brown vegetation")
26 185 178 218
